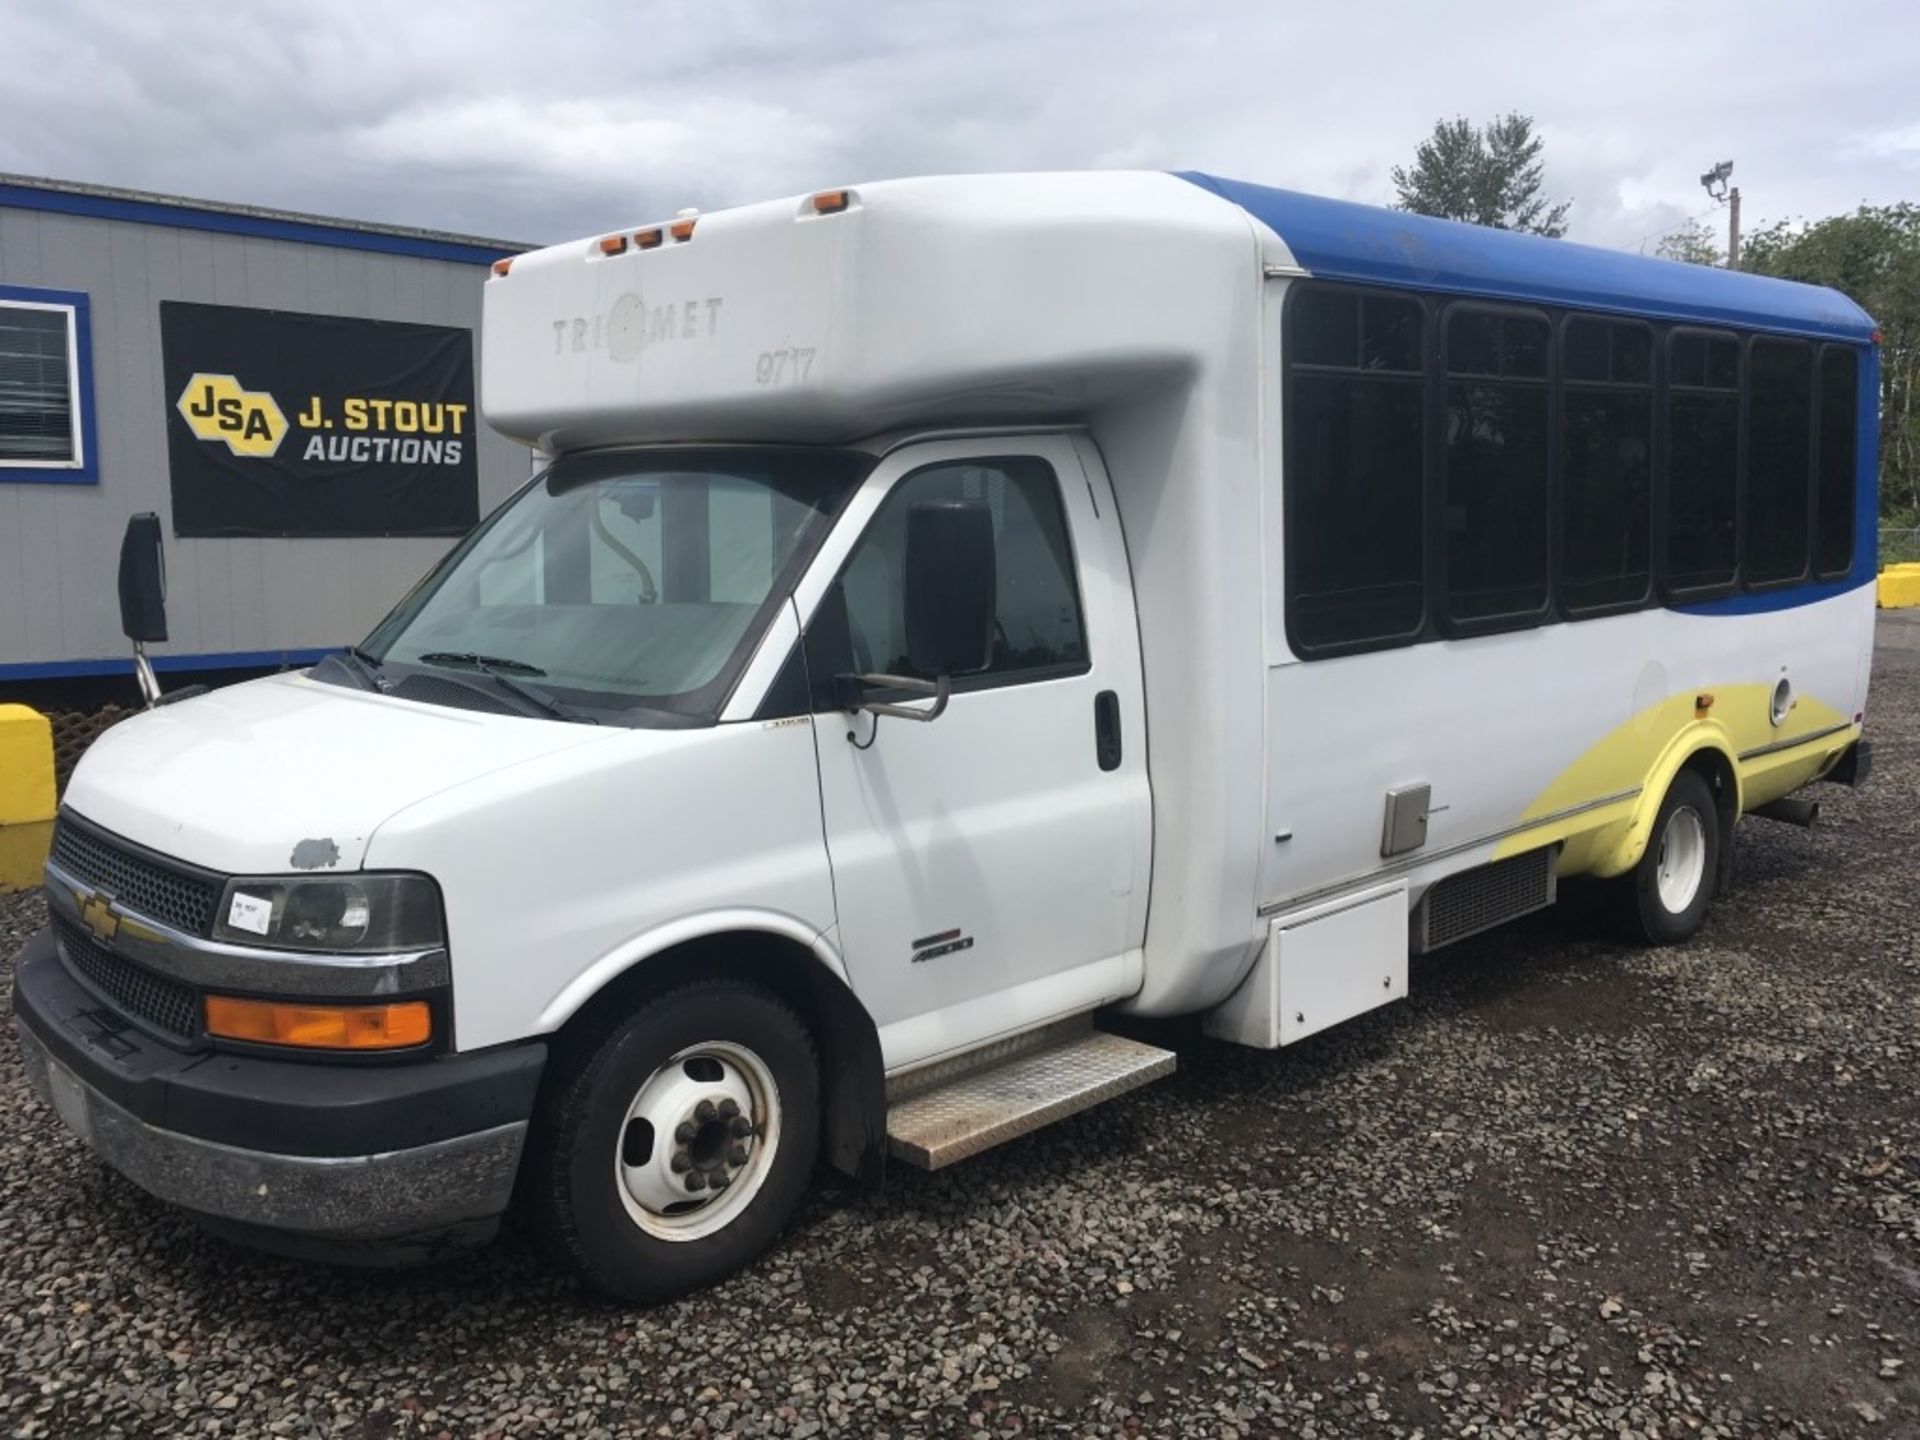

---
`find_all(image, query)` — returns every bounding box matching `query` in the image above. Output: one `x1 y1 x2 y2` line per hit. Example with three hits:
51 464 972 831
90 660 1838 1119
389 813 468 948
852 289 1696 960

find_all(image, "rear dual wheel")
530 980 819 1303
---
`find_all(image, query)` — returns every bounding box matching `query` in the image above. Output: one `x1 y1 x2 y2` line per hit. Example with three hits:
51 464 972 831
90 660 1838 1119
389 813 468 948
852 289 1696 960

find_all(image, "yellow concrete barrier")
0 703 56 891
1881 564 1920 609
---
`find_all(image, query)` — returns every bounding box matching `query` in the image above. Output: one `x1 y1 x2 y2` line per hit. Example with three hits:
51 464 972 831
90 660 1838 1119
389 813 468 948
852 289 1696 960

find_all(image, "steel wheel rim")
615 1040 781 1242
1656 804 1708 915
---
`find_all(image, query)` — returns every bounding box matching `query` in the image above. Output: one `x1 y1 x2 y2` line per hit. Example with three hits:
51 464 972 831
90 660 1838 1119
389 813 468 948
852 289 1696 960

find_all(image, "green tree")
1391 113 1571 237
1742 204 1920 522
1655 219 1722 267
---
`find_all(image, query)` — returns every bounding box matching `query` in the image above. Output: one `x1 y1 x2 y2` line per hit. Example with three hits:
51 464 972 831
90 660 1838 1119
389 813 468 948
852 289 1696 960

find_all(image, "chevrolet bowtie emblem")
78 891 121 943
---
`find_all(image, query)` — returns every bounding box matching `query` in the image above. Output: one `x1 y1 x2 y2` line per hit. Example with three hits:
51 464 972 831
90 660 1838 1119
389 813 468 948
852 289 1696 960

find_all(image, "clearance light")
668 217 697 242
206 996 433 1051
490 257 513 278
812 189 851 214
635 228 664 250
1695 692 1716 715
1872 329 1884 345
599 234 629 256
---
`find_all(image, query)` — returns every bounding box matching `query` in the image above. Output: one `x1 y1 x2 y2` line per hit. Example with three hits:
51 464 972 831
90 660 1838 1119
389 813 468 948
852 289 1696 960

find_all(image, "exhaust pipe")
1751 796 1819 828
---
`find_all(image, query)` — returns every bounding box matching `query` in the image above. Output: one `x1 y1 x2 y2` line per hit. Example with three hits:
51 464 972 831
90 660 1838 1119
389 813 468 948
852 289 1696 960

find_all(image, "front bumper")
11 927 545 1247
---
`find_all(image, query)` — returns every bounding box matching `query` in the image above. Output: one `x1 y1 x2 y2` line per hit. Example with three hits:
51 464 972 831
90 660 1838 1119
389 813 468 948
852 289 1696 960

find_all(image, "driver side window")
812 456 1090 692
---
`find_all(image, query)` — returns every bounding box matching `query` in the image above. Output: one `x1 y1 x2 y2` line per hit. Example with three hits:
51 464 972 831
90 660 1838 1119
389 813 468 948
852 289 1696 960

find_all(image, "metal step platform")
885 1019 1176 1170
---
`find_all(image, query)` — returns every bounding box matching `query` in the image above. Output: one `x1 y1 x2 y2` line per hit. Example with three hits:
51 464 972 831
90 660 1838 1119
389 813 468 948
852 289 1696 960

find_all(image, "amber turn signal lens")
490 257 512 277
205 996 432 1051
812 189 851 214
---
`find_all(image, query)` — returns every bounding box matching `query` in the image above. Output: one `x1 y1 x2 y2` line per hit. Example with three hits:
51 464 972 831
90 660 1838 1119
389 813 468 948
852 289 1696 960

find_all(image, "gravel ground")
3 614 1917 1439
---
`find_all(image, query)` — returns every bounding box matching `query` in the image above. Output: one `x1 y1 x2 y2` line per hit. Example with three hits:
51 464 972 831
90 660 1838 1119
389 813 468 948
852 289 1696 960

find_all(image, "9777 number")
755 349 817 385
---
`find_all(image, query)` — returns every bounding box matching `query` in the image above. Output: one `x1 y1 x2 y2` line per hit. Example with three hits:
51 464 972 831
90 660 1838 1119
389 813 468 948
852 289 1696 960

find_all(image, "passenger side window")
831 457 1088 684
1560 318 1653 615
1665 329 1741 595
1816 346 1859 579
1443 305 1551 627
1284 285 1428 654
1744 337 1814 586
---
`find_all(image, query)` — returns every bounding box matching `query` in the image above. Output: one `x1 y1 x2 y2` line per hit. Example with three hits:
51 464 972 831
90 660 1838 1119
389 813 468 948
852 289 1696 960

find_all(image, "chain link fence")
1883 527 1920 567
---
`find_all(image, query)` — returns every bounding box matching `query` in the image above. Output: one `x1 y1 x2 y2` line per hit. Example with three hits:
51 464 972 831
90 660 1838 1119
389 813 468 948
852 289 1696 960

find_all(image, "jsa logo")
176 374 289 457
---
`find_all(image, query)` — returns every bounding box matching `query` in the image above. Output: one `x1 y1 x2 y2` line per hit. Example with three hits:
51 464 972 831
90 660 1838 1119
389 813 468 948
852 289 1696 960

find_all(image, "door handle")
1094 690 1122 771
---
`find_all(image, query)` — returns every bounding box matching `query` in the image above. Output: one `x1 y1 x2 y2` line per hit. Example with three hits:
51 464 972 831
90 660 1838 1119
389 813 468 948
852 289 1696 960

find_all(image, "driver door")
795 436 1151 1070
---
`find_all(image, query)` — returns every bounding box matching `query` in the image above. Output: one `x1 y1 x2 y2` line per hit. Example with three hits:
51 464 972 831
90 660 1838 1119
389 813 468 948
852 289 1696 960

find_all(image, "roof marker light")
636 228 664 249
668 217 697 242
489 257 512 278
812 189 852 214
599 234 628 256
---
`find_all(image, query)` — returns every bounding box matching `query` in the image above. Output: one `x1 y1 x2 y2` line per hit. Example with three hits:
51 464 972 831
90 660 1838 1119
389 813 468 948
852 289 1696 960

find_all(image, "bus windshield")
361 447 871 724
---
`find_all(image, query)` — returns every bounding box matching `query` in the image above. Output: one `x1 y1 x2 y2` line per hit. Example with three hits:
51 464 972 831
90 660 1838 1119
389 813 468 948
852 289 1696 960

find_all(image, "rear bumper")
10 926 545 1246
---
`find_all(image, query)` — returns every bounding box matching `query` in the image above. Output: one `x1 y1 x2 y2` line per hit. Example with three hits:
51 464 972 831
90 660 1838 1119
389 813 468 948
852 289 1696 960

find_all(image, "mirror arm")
132 642 162 710
840 672 951 723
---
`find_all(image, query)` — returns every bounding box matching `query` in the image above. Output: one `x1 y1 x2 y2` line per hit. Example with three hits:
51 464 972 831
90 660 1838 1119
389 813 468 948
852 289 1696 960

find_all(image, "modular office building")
0 174 531 695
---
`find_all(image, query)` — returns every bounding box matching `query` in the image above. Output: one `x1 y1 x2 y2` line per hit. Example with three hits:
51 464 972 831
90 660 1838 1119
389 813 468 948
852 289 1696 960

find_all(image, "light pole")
1700 161 1740 269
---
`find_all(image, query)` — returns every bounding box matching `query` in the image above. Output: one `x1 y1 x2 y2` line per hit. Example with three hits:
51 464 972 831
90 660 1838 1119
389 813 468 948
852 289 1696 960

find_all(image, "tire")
529 980 820 1303
1616 769 1721 945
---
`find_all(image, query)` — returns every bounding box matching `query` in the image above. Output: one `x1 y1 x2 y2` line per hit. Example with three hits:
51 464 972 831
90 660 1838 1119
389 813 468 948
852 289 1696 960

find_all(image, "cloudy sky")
3 0 1916 256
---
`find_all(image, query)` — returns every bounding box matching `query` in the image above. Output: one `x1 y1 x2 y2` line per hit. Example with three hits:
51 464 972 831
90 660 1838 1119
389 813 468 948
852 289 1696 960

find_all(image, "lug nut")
730 1115 753 1137
709 1171 732 1190
695 1099 716 1123
727 1143 750 1166
718 1098 740 1119
674 1120 697 1143
670 1152 691 1173
685 1172 707 1193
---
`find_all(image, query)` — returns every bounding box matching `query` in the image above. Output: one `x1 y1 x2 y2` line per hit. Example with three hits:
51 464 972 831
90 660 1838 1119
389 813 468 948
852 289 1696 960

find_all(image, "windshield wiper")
417 651 547 675
418 652 597 725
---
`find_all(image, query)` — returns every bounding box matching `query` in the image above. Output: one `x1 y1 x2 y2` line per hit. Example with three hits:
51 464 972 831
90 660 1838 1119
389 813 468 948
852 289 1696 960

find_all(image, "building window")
1283 284 1428 655
1664 328 1741 596
1815 346 1859 580
1744 337 1814 587
1442 304 1551 629
1560 317 1653 616
0 287 95 484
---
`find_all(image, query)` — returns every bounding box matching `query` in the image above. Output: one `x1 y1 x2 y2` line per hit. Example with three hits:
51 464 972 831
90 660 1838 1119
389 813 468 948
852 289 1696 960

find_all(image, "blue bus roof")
1178 172 1876 344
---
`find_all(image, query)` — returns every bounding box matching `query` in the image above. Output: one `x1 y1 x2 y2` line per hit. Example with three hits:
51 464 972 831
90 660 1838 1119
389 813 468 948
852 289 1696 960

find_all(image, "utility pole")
1701 161 1738 269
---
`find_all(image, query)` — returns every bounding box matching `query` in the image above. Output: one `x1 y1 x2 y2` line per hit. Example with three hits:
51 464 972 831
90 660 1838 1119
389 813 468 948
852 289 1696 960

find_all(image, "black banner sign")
161 301 480 538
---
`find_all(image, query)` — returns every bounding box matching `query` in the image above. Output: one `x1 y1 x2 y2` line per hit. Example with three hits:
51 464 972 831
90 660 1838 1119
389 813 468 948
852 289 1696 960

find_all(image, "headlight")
213 873 444 953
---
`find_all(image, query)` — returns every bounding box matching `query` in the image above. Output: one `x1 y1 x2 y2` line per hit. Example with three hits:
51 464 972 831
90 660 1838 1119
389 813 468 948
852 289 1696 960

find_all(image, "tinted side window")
1816 346 1859 578
1285 284 1427 653
1561 319 1652 614
833 457 1087 684
1444 306 1551 627
1745 338 1813 586
1665 328 1740 594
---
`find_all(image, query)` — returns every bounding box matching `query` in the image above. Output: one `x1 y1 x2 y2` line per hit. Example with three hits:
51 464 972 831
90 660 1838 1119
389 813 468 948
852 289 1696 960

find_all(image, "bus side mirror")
119 513 168 644
904 500 995 678
118 513 167 707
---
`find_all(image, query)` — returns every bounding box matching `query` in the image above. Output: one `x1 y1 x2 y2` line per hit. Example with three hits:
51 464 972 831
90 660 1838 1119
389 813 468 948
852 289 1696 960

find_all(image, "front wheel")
1617 769 1721 944
529 980 820 1303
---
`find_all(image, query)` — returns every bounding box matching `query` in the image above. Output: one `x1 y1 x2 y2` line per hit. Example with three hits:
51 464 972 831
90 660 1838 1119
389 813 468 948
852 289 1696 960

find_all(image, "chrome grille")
48 816 221 936
52 915 202 1041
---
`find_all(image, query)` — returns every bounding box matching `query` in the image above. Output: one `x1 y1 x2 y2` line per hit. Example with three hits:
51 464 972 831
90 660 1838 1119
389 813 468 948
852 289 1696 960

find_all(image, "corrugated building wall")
0 176 532 682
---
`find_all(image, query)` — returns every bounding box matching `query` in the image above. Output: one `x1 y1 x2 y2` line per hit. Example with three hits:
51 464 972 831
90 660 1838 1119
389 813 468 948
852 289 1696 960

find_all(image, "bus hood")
62 672 614 877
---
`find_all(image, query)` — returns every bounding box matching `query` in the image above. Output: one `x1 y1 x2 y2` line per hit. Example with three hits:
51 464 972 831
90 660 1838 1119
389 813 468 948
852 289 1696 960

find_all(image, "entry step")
886 1024 1176 1170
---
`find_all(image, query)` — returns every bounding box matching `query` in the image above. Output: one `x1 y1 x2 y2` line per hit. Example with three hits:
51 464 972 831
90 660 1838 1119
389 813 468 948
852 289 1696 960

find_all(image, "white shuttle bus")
12 173 1878 1300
